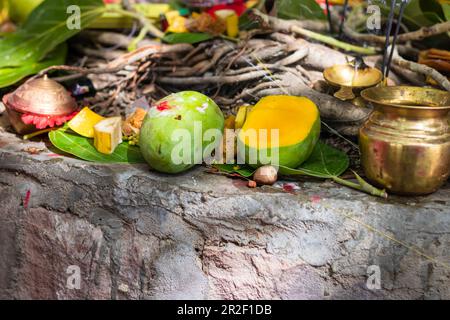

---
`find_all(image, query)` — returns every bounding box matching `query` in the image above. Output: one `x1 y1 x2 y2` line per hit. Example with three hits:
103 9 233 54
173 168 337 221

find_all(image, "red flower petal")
19 111 79 129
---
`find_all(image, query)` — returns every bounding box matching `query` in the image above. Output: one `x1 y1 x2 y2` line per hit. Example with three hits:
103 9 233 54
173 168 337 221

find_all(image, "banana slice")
94 117 123 155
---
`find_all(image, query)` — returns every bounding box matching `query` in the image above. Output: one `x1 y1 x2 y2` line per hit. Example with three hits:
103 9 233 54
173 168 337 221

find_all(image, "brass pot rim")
361 86 450 110
323 64 383 89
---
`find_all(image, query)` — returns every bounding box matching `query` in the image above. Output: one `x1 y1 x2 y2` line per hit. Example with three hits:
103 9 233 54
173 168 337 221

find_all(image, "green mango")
237 95 321 173
140 91 225 174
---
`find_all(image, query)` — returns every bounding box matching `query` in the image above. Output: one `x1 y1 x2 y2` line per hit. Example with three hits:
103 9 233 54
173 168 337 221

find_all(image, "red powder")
310 195 322 204
23 190 31 209
156 101 171 112
283 183 295 193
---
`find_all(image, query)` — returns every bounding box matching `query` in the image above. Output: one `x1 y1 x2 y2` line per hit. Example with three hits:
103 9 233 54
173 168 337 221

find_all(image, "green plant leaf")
0 43 67 88
213 164 255 178
49 127 145 164
162 32 213 44
276 0 326 21
214 142 348 179
376 0 446 29
442 4 450 22
0 0 105 68
278 142 349 178
212 142 386 197
279 142 386 197
239 11 261 30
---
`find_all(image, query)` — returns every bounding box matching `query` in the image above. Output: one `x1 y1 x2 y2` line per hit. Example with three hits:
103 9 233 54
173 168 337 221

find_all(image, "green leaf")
419 0 446 21
239 11 262 31
214 142 348 179
212 142 386 197
279 143 386 197
213 164 255 178
49 127 145 164
0 43 67 89
279 142 349 178
442 4 450 22
276 0 326 21
168 0 187 11
0 0 105 68
376 0 446 29
162 32 213 44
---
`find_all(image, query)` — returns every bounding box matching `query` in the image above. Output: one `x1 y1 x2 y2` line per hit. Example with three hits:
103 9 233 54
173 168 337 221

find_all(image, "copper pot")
360 86 450 195
2 76 78 134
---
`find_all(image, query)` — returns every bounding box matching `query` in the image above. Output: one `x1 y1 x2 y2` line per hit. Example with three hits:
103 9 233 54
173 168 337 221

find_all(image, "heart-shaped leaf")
279 142 349 178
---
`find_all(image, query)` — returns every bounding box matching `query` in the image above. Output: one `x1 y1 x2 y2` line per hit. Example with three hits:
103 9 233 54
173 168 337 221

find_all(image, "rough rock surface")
0 117 449 300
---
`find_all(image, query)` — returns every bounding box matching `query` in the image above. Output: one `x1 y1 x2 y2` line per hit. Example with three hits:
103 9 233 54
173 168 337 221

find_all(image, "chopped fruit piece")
94 117 123 155
234 105 252 129
214 9 239 38
224 115 236 130
166 11 188 33
122 107 147 137
68 107 104 138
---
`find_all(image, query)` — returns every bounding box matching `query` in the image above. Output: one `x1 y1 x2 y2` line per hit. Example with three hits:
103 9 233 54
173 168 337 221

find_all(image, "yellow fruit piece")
68 107 104 138
246 0 259 8
93 117 123 155
166 10 188 33
224 115 236 130
214 9 239 38
226 14 239 38
234 105 252 130
168 16 188 33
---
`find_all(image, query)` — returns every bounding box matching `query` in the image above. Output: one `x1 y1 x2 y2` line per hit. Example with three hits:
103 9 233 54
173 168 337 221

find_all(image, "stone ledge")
0 122 449 300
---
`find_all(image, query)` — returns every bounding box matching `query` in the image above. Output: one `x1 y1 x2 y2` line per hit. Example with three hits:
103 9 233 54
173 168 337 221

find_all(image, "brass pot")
360 86 450 195
323 64 382 101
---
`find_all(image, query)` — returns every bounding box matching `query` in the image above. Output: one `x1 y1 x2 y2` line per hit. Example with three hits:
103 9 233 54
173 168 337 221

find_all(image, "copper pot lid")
4 75 78 116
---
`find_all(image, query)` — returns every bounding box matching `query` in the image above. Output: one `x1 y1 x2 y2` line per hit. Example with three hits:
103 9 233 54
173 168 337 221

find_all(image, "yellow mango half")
238 95 320 170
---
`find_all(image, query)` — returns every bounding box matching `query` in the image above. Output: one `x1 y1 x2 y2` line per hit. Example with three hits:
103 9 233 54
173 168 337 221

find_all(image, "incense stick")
385 0 408 78
338 0 349 39
381 0 397 79
325 0 333 33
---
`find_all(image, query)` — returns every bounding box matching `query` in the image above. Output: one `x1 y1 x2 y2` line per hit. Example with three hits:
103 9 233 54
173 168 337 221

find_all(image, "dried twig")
252 10 378 55
344 20 450 45
392 47 450 91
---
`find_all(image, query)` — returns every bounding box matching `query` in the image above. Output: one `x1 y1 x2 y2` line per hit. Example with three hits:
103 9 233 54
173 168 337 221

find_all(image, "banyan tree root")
50 28 393 134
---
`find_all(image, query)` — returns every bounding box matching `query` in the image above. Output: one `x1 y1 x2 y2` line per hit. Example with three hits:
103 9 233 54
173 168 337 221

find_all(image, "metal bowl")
324 64 382 101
